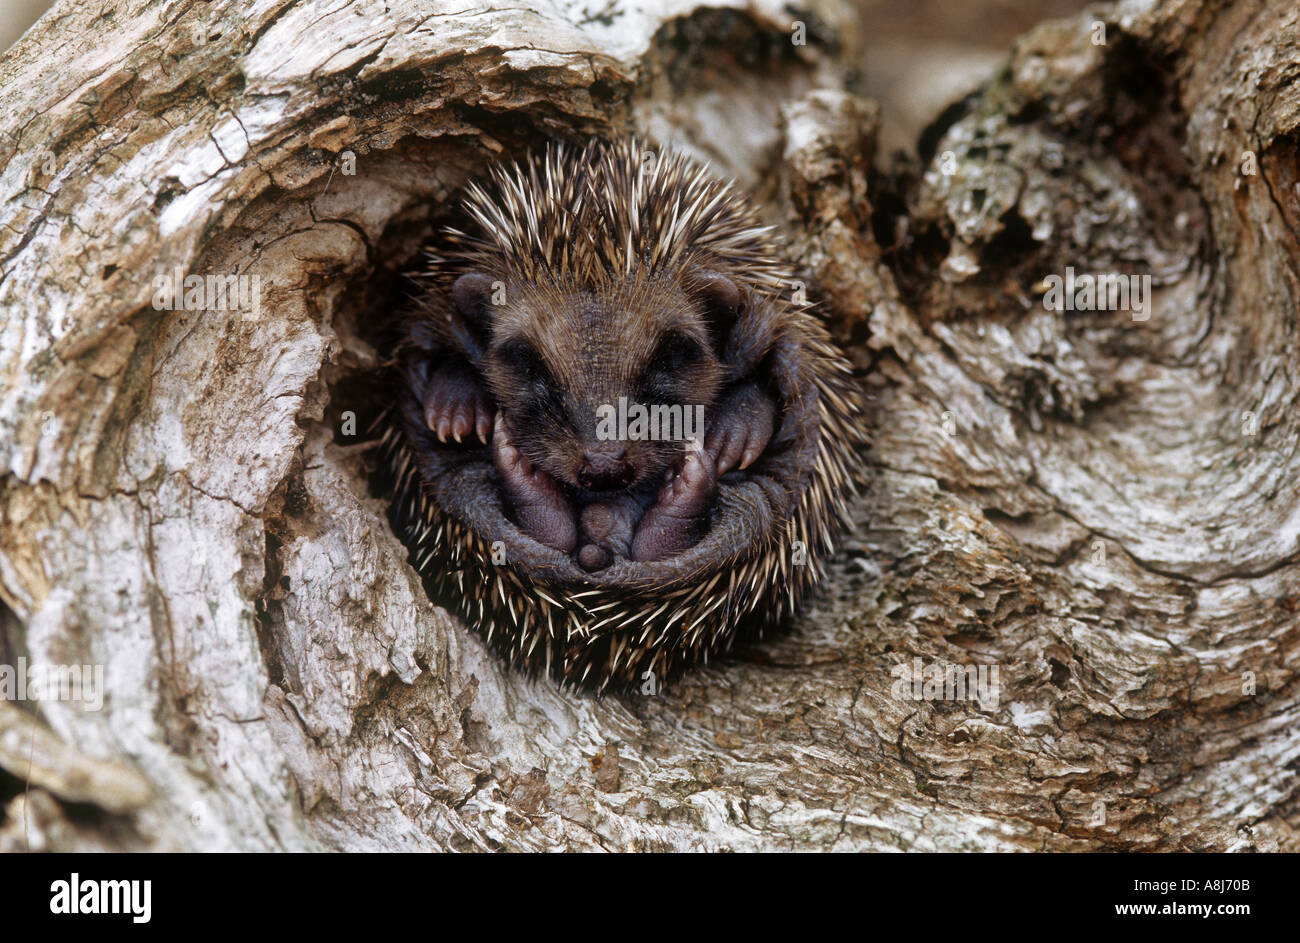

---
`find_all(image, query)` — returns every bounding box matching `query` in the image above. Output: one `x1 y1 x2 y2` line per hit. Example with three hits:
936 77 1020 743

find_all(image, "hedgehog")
377 137 866 692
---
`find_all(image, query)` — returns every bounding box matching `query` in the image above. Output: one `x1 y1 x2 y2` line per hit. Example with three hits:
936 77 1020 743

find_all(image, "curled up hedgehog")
378 137 866 692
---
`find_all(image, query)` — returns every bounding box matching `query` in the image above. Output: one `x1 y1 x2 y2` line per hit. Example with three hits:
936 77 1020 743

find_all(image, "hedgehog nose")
578 446 633 490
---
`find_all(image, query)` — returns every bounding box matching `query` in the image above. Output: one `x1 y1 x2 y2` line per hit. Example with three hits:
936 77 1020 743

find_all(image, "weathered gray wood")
0 0 1296 851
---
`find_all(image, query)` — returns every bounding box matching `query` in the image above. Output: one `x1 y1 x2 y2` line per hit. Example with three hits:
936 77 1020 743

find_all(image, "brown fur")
479 274 727 491
380 138 868 690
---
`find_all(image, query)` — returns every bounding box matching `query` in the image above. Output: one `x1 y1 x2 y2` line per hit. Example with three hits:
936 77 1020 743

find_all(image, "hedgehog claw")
630 447 716 561
492 415 577 553
423 362 493 448
705 382 776 474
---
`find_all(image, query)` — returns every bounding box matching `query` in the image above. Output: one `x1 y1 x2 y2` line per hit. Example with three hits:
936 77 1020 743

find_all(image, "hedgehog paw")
631 446 716 561
705 381 776 474
576 497 642 572
423 362 495 444
492 415 577 552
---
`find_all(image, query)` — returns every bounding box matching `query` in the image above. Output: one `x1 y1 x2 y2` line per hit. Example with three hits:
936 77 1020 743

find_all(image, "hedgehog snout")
577 443 634 491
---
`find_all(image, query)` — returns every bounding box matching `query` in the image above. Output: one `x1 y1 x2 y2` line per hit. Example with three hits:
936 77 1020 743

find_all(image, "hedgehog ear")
449 272 497 364
690 270 743 353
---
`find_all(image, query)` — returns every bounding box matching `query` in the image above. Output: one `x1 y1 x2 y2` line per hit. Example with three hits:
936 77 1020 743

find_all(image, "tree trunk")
0 0 1296 851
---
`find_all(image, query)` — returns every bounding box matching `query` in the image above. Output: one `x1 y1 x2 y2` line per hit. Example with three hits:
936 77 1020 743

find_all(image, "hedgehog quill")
379 138 866 691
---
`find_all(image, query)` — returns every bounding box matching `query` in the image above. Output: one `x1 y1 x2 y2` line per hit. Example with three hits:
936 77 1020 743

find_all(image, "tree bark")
0 0 1296 851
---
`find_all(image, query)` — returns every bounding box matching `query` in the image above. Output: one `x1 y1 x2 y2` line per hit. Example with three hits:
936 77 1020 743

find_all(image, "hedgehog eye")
497 339 548 384
649 331 703 375
640 332 704 403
